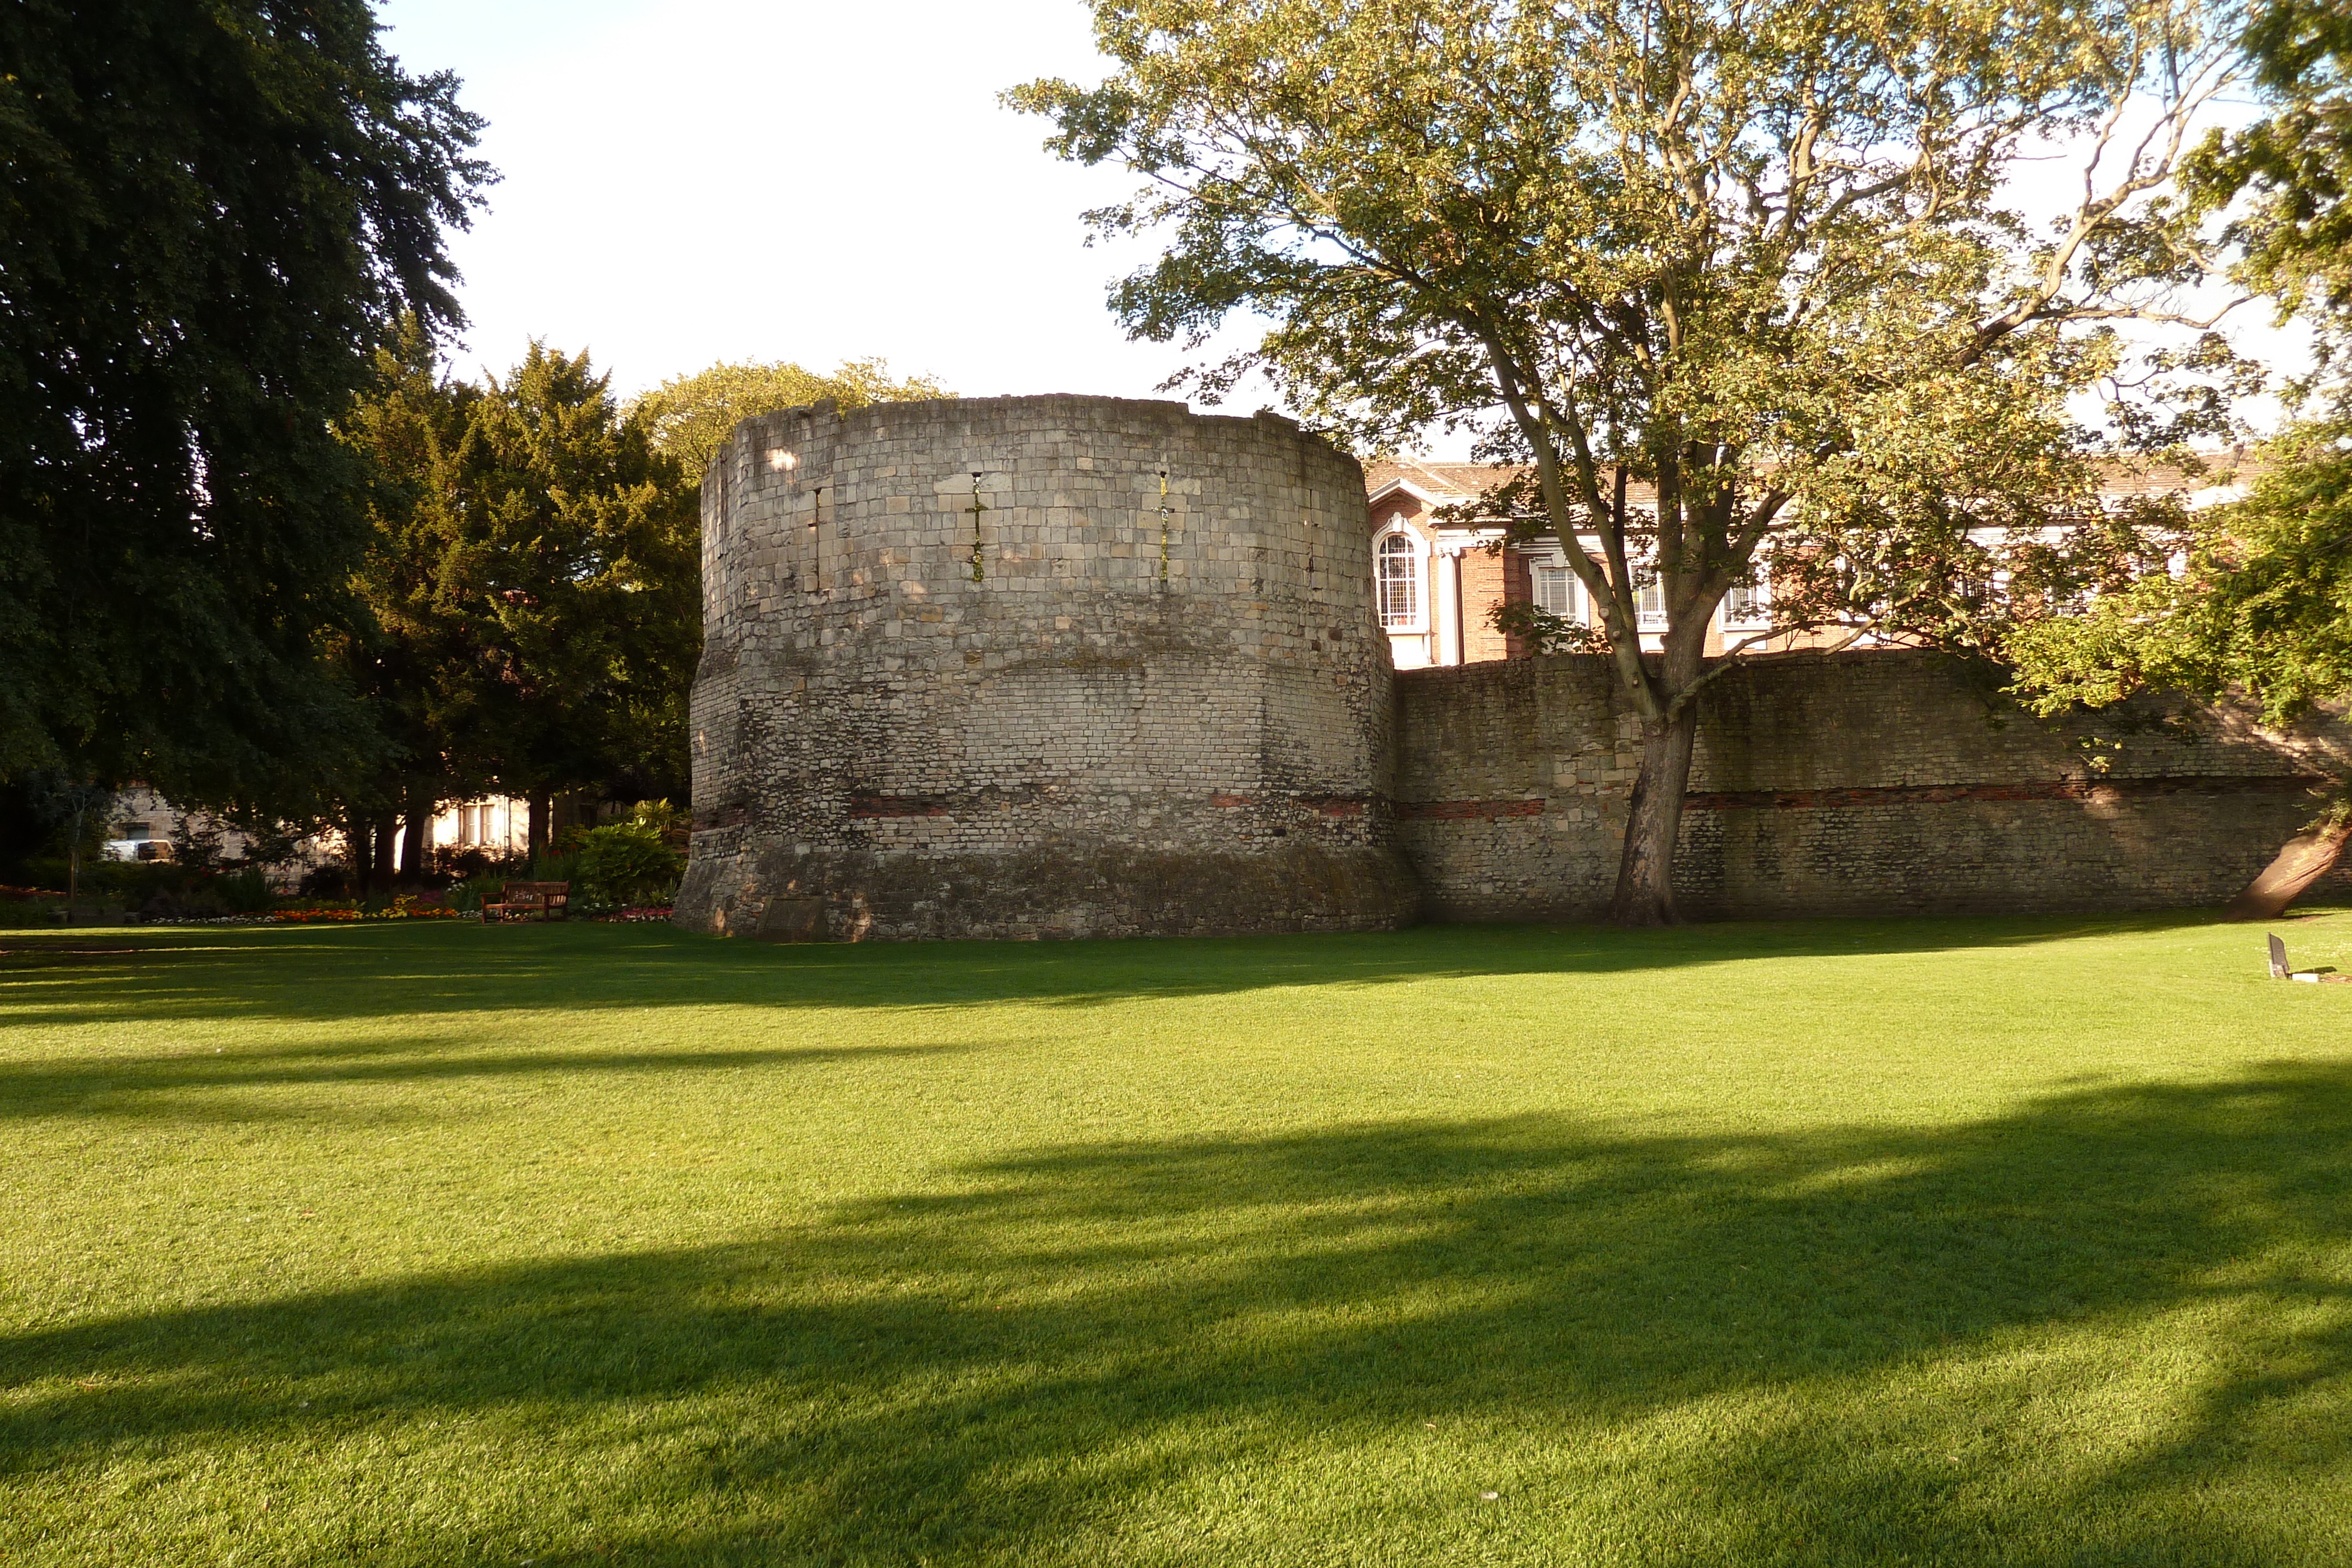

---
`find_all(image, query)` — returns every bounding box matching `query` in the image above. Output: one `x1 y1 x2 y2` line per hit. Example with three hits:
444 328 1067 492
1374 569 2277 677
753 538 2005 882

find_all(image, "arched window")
1378 532 1421 627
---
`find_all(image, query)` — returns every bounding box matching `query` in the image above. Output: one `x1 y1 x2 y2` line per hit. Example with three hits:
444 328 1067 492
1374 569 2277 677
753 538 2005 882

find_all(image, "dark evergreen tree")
342 342 698 868
0 1 489 801
442 345 700 860
335 323 482 890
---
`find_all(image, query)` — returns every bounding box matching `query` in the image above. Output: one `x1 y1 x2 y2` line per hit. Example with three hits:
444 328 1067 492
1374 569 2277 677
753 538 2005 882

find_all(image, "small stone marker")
2270 933 2290 979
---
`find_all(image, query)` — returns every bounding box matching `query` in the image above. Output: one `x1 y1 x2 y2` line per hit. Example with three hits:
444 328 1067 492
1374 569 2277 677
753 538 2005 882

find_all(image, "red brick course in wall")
1681 775 2321 812
1395 798 1547 820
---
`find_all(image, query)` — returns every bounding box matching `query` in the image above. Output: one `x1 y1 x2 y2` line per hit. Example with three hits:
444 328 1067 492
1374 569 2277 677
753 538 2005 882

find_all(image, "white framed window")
1532 563 1582 621
1377 530 1423 629
1636 569 1667 633
1722 572 1770 631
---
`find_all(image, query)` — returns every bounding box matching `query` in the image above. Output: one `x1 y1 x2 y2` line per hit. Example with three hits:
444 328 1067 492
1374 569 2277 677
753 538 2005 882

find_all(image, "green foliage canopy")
333 340 701 843
433 345 703 816
334 322 482 830
2012 0 2352 750
629 358 951 479
1013 0 2250 921
2189 0 2352 359
0 0 489 795
2009 423 2352 726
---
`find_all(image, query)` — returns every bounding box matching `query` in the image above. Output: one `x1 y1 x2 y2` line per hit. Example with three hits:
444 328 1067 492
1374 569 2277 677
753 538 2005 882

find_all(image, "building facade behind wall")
1364 456 2257 671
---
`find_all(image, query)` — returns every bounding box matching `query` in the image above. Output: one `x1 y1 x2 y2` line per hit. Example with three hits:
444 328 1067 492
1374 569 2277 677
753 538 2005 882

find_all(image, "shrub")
567 821 683 907
444 875 500 914
300 863 352 900
629 799 684 842
0 897 59 929
217 867 275 914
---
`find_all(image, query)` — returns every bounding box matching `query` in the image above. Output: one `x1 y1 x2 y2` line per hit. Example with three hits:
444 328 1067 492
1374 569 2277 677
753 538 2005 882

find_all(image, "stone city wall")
676 394 1419 940
1394 648 2350 921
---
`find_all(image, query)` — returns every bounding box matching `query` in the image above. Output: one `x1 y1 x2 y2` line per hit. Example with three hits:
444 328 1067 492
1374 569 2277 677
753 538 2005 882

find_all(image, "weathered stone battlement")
674 394 1420 940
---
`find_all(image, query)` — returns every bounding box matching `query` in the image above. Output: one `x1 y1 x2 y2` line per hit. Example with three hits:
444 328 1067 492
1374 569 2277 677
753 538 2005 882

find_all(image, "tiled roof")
1364 457 1512 497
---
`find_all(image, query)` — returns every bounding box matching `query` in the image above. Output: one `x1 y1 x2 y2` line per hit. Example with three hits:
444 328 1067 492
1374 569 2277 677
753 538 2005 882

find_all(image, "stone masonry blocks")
678 392 2336 940
675 394 1419 940
1391 649 2349 921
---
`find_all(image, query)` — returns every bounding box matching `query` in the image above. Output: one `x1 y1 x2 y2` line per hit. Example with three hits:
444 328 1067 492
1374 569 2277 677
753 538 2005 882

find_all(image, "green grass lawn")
4 910 2351 1566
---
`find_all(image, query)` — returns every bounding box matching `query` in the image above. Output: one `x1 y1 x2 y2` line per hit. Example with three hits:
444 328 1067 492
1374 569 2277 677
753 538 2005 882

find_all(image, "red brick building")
1364 455 2254 670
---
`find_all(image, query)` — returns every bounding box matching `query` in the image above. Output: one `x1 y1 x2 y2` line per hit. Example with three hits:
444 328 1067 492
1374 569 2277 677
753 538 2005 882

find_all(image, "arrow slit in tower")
1157 467 1173 586
965 472 989 584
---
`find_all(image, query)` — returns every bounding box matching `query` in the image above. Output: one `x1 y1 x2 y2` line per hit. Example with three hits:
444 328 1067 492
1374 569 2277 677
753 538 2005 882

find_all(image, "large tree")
2007 0 2352 899
2013 0 2352 727
333 324 483 890
429 344 701 862
629 357 951 477
2193 0 2352 336
0 1 489 798
1013 0 2249 923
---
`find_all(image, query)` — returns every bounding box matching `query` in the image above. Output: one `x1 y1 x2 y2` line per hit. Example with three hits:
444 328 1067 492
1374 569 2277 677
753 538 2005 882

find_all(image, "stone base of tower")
673 833 1420 942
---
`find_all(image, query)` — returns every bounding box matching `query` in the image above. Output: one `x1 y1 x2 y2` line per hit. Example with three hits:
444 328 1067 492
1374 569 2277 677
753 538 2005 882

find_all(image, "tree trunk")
2224 817 2351 920
349 818 375 898
65 794 87 924
399 800 430 887
527 792 552 871
1608 702 1702 926
372 815 397 888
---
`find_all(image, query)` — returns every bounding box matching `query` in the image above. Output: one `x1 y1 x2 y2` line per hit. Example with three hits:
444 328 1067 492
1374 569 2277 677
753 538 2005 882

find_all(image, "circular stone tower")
674 394 1419 941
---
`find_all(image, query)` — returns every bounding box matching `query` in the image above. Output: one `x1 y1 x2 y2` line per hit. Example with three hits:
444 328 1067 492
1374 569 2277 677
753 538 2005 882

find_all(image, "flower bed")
122 902 661 927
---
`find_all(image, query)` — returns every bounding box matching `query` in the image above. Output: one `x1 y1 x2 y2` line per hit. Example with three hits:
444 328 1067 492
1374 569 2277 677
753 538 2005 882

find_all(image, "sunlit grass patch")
2 910 2348 1564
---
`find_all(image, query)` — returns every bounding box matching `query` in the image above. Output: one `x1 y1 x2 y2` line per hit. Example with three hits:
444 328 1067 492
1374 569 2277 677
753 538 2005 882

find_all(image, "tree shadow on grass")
0 908 2292 1031
0 1035 978 1124
5 1066 2350 1564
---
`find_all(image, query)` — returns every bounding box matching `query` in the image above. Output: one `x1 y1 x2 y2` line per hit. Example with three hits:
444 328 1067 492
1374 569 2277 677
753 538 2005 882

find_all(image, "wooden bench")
481 881 570 923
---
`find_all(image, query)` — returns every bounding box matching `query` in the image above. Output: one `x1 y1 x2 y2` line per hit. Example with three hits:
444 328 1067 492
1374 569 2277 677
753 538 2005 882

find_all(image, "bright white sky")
376 0 2304 452
374 0 1234 410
